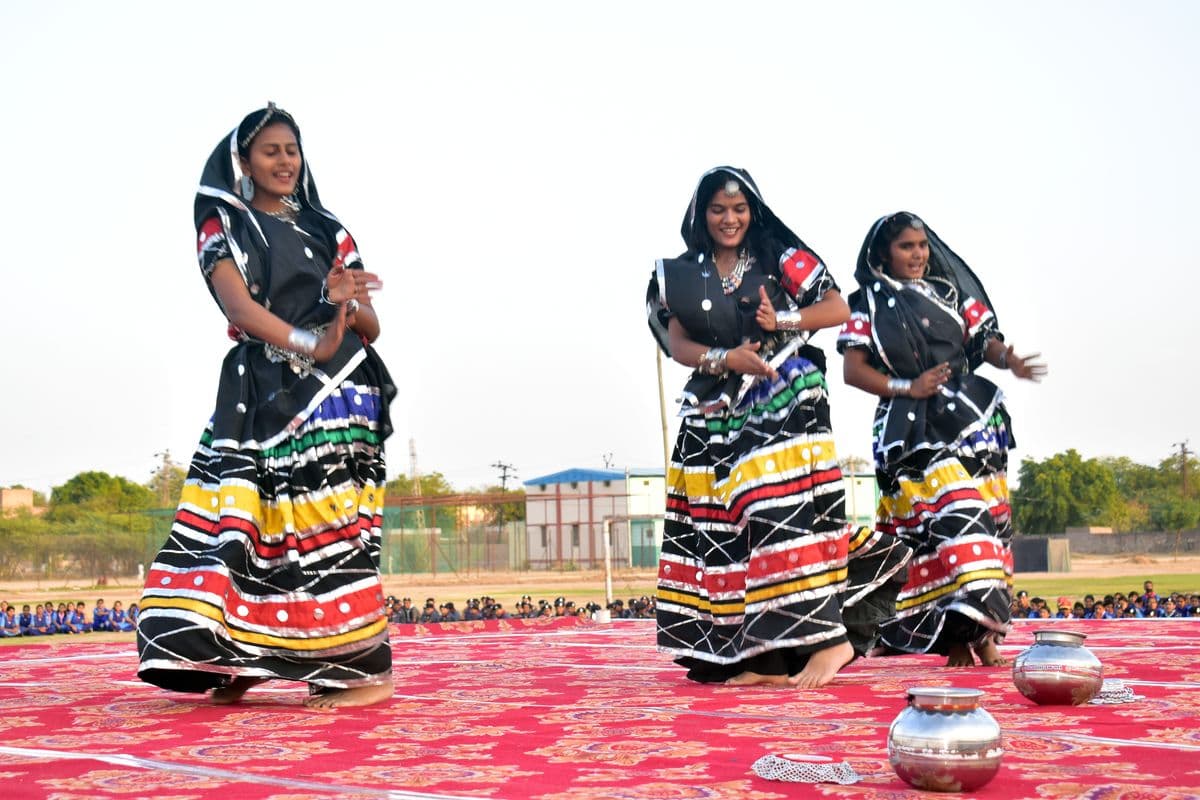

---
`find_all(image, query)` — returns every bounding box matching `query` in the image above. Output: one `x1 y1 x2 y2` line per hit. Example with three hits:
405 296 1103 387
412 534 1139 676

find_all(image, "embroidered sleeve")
960 295 1003 369
836 310 873 354
332 227 363 271
645 264 672 356
196 216 231 278
778 247 838 308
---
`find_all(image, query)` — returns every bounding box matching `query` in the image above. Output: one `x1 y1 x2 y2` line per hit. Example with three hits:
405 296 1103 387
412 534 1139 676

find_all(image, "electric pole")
152 450 173 507
410 438 424 526
492 461 517 492
1174 440 1191 495
490 462 517 571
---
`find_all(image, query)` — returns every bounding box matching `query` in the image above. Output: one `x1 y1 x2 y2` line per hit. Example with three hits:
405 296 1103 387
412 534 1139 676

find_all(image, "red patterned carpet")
1 618 1199 799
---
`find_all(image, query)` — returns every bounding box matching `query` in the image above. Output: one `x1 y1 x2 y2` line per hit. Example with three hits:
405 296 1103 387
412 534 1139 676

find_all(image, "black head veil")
855 212 998 322
193 104 354 304
647 166 828 355
679 166 816 260
851 212 1001 377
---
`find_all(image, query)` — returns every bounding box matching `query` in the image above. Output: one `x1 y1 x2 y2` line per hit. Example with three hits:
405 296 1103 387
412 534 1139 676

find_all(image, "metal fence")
122 495 664 577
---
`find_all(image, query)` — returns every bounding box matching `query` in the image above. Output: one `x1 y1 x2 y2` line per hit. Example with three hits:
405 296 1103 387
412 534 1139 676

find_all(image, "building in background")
523 468 664 569
843 471 879 530
521 467 875 570
0 487 42 517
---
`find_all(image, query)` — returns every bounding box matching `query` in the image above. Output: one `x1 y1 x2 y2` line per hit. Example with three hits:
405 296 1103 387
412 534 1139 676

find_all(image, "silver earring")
238 175 255 201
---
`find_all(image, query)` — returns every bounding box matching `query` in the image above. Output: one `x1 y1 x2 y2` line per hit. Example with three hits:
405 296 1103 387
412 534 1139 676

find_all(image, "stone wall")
1061 529 1200 555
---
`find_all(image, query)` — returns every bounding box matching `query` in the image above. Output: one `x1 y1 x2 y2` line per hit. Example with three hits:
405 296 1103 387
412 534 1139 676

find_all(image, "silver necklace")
266 207 298 223
265 193 301 223
716 248 750 294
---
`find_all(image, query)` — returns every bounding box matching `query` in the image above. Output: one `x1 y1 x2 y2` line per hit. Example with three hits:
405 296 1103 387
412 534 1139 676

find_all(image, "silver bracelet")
346 298 361 315
887 378 912 397
698 347 728 375
287 327 319 355
320 282 336 306
996 347 1009 369
774 309 803 331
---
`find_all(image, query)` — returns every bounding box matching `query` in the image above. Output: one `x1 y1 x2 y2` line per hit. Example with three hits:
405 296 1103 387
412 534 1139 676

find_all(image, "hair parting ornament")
871 212 926 270
238 101 295 150
722 179 740 197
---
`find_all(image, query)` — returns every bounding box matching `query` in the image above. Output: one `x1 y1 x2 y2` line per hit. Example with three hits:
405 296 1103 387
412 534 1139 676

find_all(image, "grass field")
1009 573 1200 602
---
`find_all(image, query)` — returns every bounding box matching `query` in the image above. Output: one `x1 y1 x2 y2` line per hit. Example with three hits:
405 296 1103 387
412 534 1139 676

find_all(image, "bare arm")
984 337 1047 382
325 264 382 343
842 347 950 400
210 258 347 361
667 317 778 380
346 300 380 343
756 287 850 332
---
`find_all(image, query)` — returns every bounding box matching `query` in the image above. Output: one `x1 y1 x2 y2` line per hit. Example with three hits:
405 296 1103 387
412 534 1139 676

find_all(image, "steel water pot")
887 686 1003 792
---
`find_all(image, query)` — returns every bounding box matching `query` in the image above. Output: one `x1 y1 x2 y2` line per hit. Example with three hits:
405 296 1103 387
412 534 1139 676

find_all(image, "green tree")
147 452 188 509
1013 450 1119 535
1158 452 1200 499
385 471 455 499
477 484 527 524
1100 457 1168 496
1149 493 1200 558
0 512 46 577
49 471 157 516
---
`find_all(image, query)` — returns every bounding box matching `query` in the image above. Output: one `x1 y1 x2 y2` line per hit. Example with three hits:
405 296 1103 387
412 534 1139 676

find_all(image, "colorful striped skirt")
874 373 1015 655
137 352 392 693
656 354 910 682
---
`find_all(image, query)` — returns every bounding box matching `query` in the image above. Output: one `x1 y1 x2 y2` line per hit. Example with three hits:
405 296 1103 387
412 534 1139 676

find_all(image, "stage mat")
1 618 1198 799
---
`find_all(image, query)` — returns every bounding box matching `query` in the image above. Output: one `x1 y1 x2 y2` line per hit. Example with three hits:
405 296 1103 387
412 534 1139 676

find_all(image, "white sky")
1 1 1197 495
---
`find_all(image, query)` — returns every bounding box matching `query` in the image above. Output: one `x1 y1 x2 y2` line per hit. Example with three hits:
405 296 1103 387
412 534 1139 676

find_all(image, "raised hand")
755 285 777 331
1006 345 1047 382
326 265 383 305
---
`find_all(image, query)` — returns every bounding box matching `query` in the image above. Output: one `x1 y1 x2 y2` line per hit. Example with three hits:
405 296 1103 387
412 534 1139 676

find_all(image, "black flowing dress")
137 207 396 692
838 276 1014 655
649 245 910 682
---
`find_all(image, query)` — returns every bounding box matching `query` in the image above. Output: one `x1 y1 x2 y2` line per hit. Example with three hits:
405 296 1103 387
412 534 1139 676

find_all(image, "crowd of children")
0 598 138 637
4 579 1192 639
385 594 658 623
1013 580 1200 620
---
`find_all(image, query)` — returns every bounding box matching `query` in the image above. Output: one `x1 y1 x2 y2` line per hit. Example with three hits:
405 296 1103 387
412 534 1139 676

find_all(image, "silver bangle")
775 309 803 331
346 298 360 315
887 378 912 397
698 347 728 375
287 327 319 356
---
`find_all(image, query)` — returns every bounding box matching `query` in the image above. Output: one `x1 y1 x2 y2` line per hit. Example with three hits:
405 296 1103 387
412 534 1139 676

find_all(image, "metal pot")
888 686 1003 792
1012 629 1103 705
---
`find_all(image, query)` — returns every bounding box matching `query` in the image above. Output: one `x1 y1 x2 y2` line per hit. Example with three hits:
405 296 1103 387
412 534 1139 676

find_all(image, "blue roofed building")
522 468 665 570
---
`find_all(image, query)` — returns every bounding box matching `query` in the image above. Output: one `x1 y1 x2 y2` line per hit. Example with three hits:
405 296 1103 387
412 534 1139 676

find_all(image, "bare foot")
211 676 266 705
972 636 1008 667
787 641 855 689
946 642 976 667
303 679 394 709
724 671 790 687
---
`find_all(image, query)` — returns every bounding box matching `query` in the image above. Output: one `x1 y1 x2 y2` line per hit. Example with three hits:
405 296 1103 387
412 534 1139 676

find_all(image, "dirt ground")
3 553 1198 611
1023 552 1200 581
